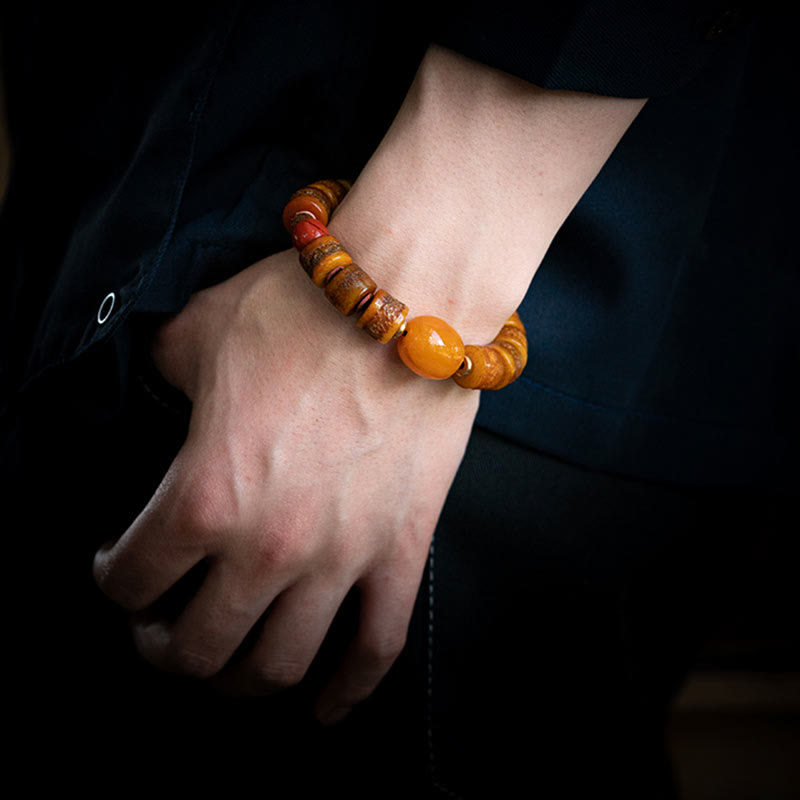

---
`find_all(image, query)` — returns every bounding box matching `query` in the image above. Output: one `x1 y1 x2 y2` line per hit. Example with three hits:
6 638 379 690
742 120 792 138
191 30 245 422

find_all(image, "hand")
93 248 479 723
92 38 645 724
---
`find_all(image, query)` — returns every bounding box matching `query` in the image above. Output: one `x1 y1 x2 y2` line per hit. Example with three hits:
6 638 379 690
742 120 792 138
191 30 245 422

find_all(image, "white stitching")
426 538 435 771
426 537 463 799
137 372 186 417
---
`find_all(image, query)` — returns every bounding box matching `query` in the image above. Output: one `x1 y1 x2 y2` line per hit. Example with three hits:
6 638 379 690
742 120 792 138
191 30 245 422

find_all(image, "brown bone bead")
453 312 528 390
282 186 332 230
498 312 528 378
324 263 378 316
356 289 409 343
503 311 525 333
452 345 506 390
310 180 348 212
299 235 354 287
488 344 520 389
495 326 528 374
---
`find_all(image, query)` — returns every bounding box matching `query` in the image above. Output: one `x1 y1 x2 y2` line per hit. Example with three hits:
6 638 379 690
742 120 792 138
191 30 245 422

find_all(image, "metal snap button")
97 292 116 324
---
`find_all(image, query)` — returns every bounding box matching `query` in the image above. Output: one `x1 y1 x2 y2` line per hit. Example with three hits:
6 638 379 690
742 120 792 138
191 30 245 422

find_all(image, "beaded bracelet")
283 179 528 390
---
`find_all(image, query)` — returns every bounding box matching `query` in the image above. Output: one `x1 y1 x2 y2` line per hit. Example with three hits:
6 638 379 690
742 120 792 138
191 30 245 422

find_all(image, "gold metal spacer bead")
455 355 473 377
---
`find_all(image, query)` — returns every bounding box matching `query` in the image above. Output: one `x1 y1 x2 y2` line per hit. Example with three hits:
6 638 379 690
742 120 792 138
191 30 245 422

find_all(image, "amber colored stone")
310 180 349 212
489 344 520 389
282 188 331 230
495 327 527 372
356 289 409 343
452 312 528 390
324 263 378 315
504 311 525 332
396 316 465 380
291 217 329 250
299 235 354 286
452 345 503 389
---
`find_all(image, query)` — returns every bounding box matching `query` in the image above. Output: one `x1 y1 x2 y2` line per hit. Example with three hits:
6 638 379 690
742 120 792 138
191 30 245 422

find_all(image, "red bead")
291 218 329 250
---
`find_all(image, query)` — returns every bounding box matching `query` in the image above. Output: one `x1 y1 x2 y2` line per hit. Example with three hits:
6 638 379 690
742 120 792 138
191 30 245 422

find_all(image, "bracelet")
282 180 528 390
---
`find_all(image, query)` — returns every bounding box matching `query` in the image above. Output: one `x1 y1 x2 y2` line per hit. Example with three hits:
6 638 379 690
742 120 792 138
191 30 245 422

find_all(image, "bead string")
283 179 528 390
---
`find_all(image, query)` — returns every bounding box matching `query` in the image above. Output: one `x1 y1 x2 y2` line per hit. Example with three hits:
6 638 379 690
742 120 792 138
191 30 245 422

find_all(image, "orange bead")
356 289 409 343
452 312 528 390
309 180 348 211
324 263 377 315
299 235 353 286
281 188 331 230
396 316 465 380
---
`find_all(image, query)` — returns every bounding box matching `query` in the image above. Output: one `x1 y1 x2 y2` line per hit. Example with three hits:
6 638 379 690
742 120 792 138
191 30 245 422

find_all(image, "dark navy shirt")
1 2 796 491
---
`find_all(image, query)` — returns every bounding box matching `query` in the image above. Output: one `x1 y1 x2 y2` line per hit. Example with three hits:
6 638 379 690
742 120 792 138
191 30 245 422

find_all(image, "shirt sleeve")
429 1 754 97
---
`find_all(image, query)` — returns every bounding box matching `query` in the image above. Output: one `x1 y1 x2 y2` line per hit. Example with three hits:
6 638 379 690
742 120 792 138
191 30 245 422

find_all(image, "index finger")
92 453 209 611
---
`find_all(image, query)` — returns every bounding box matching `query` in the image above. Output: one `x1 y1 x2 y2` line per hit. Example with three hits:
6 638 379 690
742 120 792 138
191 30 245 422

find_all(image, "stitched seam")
426 539 435 779
426 538 463 799
137 371 188 418
138 372 176 413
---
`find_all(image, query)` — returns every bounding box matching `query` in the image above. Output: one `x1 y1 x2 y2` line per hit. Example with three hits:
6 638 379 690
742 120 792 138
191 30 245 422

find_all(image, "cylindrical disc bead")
496 312 528 380
452 312 528 389
356 289 409 343
504 311 525 332
487 343 520 389
324 263 378 315
495 325 528 374
291 217 329 250
309 180 348 212
396 316 465 380
452 345 506 389
299 235 354 287
282 187 332 231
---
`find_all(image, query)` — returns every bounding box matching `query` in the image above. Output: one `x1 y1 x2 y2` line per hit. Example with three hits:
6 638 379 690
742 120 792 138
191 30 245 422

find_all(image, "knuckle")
179 484 221 534
361 630 407 668
92 553 115 595
252 530 310 575
92 555 148 612
174 474 231 540
253 659 309 692
327 537 363 575
162 636 225 680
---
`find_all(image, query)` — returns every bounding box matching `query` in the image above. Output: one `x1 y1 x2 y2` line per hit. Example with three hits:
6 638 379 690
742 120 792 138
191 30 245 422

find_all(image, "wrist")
327 186 534 346
325 44 645 342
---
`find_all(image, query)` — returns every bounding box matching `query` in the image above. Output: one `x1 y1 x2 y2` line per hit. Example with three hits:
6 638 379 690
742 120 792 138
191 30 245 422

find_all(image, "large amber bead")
396 316 465 380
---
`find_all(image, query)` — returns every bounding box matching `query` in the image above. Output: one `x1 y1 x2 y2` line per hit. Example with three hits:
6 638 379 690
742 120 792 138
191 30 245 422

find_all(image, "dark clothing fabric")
5 356 776 797
1 2 795 491
1 2 797 797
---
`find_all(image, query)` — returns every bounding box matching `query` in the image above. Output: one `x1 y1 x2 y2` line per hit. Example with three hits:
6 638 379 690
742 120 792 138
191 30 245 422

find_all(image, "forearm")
330 44 646 344
112 41 648 716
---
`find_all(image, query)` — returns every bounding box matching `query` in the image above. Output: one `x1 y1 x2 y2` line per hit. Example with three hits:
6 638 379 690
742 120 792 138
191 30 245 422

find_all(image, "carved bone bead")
282 186 332 230
356 289 409 343
324 263 378 315
299 235 354 287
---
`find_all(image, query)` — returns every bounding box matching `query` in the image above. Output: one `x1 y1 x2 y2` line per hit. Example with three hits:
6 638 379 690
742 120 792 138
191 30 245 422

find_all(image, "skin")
93 44 646 724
